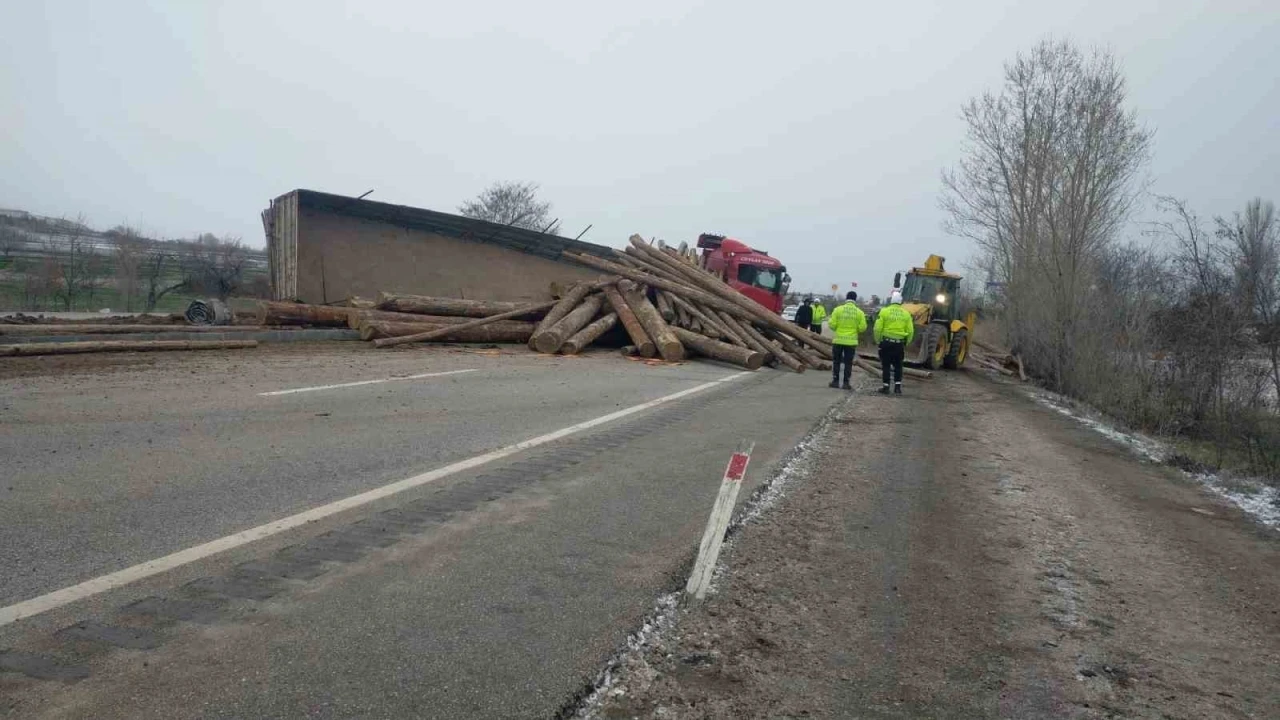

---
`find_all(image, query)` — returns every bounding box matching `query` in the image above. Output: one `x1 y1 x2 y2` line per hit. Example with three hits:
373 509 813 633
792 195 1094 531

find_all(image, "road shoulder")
586 371 1280 719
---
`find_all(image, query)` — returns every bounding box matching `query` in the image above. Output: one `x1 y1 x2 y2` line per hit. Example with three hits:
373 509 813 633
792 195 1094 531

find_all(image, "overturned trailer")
261 189 611 304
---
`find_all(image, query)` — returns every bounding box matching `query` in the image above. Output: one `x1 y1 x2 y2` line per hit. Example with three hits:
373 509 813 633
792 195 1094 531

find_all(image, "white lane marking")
258 368 478 396
0 371 751 627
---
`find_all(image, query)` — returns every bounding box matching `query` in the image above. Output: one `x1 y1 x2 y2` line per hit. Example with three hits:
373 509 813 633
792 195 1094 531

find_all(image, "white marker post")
685 440 754 601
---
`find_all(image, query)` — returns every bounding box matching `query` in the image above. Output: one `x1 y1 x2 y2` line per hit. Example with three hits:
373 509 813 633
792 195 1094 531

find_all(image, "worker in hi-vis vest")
809 301 827 336
827 292 867 390
873 291 915 394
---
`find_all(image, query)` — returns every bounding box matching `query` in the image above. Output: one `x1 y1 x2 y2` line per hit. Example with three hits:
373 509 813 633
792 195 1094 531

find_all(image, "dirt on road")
588 371 1280 719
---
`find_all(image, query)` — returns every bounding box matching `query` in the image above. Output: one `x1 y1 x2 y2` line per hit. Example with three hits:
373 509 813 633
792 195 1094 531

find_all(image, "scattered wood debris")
970 339 1028 380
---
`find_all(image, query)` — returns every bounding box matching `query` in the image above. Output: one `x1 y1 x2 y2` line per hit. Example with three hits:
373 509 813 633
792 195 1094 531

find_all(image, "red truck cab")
696 233 790 314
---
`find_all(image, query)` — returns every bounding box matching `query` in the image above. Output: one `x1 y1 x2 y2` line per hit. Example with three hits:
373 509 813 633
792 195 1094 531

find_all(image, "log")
0 324 271 336
602 284 656 359
256 301 353 327
718 312 772 355
654 290 677 323
858 357 934 379
670 327 763 370
973 338 1009 356
529 283 595 350
617 248 694 287
358 319 535 343
568 252 746 320
668 294 731 341
737 321 804 373
1013 353 1028 381
628 238 835 352
375 293 542 319
0 340 259 357
532 294 606 354
619 280 684 362
763 327 827 368
675 303 693 329
974 355 1016 376
561 312 619 355
347 309 512 329
373 299 562 348
855 359 882 378
713 310 753 348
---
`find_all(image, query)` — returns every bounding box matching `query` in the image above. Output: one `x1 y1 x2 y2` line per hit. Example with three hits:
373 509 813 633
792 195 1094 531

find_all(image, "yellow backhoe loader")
886 255 976 370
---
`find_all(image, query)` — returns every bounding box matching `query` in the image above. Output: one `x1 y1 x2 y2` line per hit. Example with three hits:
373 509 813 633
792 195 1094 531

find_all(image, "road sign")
830 284 838 293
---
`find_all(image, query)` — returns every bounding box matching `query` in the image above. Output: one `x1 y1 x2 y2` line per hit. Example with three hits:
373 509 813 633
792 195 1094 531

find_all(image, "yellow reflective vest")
828 301 867 346
874 304 915 344
811 304 827 324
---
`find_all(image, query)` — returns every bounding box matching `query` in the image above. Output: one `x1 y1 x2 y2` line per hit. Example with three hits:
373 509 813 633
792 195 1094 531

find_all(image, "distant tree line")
944 38 1280 477
0 215 268 313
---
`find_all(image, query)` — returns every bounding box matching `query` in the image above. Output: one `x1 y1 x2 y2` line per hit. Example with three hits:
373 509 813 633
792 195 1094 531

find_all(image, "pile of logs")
969 339 1027 381
306 235 836 372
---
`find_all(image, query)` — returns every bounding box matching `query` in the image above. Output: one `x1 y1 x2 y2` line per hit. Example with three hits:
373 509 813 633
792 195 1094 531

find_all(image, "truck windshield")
737 265 782 293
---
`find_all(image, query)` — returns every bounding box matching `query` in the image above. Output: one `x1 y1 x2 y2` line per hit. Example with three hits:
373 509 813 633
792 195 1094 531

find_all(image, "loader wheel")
943 328 969 369
922 324 946 370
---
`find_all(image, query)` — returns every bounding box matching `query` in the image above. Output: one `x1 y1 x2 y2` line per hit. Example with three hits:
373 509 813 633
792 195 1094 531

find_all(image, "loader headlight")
935 294 947 304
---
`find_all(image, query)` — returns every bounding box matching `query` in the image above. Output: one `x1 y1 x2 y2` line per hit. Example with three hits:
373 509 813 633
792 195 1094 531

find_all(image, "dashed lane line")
257 368 478 396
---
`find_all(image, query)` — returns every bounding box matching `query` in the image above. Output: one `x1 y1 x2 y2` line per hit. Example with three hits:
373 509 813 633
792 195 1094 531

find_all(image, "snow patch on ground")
1192 472 1280 530
568 592 680 719
1031 392 1168 463
1028 389 1280 531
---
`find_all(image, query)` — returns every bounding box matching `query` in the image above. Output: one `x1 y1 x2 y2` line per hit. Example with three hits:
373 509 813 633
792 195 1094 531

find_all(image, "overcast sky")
2 1 1277 296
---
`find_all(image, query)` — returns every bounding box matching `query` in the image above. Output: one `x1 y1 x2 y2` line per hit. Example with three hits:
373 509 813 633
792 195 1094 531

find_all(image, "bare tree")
1220 198 1280 399
107 226 147 312
458 181 560 234
0 225 22 261
190 234 249 301
140 242 190 312
45 217 103 311
21 257 59 310
941 39 1152 393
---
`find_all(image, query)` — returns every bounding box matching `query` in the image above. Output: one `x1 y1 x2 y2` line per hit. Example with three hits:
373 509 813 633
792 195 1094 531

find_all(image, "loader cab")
893 254 961 323
900 273 961 323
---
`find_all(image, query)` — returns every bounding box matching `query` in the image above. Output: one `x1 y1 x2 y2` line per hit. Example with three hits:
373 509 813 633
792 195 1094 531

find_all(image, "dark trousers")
832 344 855 384
879 340 905 386
810 324 822 336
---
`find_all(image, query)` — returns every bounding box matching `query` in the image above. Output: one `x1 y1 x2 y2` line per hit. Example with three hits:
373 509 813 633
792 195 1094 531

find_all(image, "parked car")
781 304 799 322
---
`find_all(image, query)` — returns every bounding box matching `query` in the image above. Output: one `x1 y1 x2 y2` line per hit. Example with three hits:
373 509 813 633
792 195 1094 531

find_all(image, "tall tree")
190 233 249 301
45 216 104 311
107 226 147 312
458 181 560 234
1221 199 1280 398
941 39 1152 392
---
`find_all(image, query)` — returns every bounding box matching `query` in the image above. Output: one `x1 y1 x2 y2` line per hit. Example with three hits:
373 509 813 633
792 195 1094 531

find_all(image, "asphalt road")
0 343 843 718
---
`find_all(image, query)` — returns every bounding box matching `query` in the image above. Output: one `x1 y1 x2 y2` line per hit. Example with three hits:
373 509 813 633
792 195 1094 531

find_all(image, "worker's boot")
829 378 840 389
894 383 903 395
878 384 890 395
